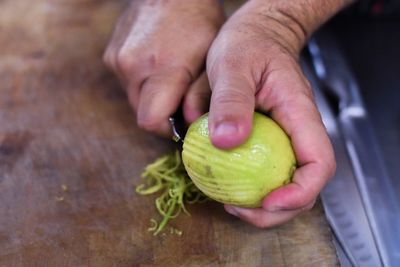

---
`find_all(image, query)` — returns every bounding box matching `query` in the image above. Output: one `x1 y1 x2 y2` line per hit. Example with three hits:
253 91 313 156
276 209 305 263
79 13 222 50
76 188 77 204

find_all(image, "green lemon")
182 112 297 208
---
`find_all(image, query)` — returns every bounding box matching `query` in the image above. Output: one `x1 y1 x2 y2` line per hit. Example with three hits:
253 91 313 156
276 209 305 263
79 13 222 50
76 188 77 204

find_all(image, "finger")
136 68 192 137
207 60 255 149
126 81 140 113
224 202 314 228
263 161 331 212
182 71 211 124
258 71 335 211
103 48 128 88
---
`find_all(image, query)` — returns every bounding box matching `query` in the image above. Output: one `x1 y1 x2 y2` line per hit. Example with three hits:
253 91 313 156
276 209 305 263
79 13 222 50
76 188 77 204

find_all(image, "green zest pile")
136 151 207 235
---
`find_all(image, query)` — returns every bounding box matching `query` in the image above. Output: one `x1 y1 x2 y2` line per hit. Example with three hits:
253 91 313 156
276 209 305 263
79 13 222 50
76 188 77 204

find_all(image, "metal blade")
308 31 400 266
302 62 382 266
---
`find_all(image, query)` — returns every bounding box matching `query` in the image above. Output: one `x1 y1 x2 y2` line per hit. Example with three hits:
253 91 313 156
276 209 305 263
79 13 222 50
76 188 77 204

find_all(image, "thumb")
207 65 255 149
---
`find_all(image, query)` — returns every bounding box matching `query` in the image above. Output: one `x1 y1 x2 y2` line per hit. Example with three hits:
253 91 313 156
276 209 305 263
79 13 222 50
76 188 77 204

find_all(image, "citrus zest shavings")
136 150 207 235
148 219 158 232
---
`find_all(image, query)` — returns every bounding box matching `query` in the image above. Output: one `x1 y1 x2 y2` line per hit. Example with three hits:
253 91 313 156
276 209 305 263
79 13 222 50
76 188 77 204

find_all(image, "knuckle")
169 66 193 86
181 66 194 81
116 48 136 73
213 89 252 107
102 49 114 69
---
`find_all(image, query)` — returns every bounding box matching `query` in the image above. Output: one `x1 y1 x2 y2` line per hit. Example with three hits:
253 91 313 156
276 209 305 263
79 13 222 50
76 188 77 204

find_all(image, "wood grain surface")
0 0 338 266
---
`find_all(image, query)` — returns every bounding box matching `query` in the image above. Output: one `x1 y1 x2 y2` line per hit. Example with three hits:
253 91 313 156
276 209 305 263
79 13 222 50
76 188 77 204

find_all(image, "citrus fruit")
182 112 296 208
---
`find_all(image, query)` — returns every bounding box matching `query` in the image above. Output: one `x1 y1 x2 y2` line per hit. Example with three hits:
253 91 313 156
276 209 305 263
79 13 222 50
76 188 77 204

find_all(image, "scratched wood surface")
0 0 338 266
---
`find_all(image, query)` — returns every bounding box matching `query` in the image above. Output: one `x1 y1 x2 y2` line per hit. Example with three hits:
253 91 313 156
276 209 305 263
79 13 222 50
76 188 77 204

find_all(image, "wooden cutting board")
0 0 338 266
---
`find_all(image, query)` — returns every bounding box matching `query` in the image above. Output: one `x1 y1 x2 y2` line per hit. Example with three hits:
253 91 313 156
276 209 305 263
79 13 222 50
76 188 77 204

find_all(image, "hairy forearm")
262 0 355 38
231 0 356 55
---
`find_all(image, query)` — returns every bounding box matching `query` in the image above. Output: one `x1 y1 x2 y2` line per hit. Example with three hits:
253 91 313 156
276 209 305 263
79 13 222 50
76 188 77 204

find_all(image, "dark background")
329 7 400 192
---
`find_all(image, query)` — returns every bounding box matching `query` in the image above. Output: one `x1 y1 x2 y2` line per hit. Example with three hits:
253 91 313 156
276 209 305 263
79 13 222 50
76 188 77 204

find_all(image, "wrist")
237 0 355 54
135 0 223 13
144 0 222 7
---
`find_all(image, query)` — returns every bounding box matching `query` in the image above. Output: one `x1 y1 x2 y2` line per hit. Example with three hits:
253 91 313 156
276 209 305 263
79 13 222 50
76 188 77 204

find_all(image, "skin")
104 0 355 228
103 0 224 136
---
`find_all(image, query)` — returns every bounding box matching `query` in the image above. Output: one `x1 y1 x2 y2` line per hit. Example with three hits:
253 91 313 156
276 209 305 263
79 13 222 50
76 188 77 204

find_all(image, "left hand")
205 0 339 227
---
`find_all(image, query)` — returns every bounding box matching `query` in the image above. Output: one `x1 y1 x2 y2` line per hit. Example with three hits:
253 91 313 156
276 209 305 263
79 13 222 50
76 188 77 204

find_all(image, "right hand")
103 0 224 136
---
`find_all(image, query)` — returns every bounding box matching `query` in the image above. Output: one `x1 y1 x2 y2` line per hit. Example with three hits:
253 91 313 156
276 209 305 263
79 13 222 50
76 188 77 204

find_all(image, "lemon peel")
136 151 208 235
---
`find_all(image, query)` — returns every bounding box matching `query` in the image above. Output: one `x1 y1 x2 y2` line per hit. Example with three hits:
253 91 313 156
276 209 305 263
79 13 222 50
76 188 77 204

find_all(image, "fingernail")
225 205 239 216
213 122 238 137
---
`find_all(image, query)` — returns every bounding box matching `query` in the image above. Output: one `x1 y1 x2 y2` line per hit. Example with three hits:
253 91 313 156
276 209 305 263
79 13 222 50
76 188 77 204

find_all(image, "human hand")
103 0 224 136
206 0 352 227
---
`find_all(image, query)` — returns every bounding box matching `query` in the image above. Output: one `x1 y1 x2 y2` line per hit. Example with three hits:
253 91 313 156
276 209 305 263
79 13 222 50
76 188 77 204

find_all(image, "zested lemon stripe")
182 149 260 179
183 141 263 172
184 167 261 192
184 136 263 168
